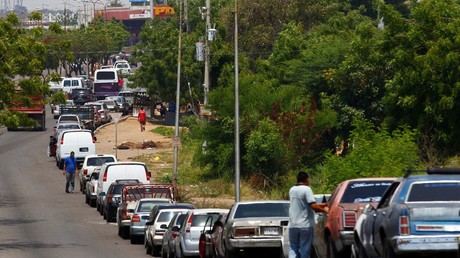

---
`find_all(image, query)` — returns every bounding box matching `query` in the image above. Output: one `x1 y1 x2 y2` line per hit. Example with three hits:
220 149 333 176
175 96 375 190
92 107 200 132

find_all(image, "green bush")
315 117 421 193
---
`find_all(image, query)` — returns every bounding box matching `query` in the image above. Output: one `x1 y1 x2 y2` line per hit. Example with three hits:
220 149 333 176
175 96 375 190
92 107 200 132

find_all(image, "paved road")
0 112 155 258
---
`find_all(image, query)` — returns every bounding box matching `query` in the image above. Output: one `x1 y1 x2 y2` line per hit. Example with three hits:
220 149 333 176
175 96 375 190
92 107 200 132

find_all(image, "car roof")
84 154 116 159
188 208 229 214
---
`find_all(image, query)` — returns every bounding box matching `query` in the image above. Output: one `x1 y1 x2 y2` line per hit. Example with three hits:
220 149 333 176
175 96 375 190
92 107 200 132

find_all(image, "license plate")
80 147 89 152
263 227 279 235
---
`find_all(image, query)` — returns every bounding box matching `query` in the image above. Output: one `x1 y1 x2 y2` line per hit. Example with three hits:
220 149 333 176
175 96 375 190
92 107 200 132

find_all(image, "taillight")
146 171 151 181
98 110 104 114
132 214 141 223
60 135 64 145
107 195 112 202
186 214 193 233
83 169 88 175
343 211 356 228
92 185 95 192
54 106 58 110
172 232 179 238
122 208 130 220
399 216 410 235
103 171 107 182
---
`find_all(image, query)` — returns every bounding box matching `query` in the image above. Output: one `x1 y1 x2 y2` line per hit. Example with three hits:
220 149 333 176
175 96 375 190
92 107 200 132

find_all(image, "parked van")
95 162 151 212
55 129 96 170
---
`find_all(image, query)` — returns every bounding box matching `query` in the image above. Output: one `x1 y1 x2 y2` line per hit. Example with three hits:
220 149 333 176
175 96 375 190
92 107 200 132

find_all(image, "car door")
371 181 400 255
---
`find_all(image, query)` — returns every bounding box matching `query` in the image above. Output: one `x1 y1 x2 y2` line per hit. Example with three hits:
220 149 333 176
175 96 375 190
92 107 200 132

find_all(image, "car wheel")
130 235 138 244
90 199 96 207
327 235 338 258
382 238 398 258
58 160 64 169
145 240 152 255
121 226 129 239
85 194 89 204
152 245 161 256
355 240 369 258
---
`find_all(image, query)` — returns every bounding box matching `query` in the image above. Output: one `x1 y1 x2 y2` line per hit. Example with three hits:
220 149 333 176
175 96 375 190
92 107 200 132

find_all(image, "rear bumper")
130 225 146 236
392 235 460 253
228 238 282 250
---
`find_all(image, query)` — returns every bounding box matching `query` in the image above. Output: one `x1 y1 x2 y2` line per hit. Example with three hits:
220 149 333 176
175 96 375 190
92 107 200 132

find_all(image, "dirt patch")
94 116 173 162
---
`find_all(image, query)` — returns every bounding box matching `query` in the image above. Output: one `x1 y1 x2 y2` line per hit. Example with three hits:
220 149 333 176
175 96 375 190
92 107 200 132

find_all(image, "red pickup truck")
313 177 395 258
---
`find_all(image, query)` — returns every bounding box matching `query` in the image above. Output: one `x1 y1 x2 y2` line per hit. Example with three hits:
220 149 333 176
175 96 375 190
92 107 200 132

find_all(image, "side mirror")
99 192 106 196
171 226 180 232
145 221 153 226
363 203 375 214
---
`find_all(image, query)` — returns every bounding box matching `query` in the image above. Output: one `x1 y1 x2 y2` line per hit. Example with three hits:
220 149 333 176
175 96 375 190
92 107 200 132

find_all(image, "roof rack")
403 168 460 178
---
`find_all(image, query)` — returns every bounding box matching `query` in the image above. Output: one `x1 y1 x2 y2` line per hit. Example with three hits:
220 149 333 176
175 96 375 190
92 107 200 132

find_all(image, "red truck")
7 94 46 131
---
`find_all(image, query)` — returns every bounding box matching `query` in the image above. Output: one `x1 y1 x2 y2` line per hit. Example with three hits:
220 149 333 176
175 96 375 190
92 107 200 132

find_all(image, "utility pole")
203 0 210 106
234 0 240 203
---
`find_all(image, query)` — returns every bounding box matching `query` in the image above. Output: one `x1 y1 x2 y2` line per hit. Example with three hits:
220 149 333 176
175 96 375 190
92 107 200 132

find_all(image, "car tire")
85 194 89 204
152 245 160 257
145 240 152 255
96 202 100 211
121 226 129 239
355 240 369 258
58 160 64 170
382 238 398 258
90 199 96 207
130 235 138 244
327 235 338 258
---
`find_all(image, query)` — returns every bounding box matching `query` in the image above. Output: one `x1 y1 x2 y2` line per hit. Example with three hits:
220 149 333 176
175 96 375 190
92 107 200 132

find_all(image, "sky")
16 0 131 12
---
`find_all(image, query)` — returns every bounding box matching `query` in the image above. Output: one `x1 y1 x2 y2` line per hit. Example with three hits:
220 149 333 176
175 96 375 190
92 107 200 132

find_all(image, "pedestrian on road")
63 151 77 193
288 171 329 258
138 107 146 132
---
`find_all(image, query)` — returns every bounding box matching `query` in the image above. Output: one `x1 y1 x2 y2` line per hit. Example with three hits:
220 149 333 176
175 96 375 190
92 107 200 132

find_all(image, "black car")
102 180 140 222
70 88 94 105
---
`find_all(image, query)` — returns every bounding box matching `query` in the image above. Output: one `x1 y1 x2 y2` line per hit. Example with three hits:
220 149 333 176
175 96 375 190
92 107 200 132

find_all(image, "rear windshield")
58 124 80 130
234 203 290 218
191 214 220 227
138 201 164 212
341 181 393 203
60 116 79 122
96 71 116 80
407 182 460 202
87 157 115 166
157 211 180 223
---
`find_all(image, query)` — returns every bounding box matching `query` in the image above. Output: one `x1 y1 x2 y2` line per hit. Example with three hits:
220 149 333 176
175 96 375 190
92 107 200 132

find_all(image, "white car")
78 154 117 193
114 61 131 74
85 171 100 207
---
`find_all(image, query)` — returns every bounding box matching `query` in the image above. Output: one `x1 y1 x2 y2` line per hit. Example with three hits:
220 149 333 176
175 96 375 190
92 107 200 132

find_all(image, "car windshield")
87 157 115 166
340 180 393 203
234 203 290 218
157 211 180 223
407 182 460 202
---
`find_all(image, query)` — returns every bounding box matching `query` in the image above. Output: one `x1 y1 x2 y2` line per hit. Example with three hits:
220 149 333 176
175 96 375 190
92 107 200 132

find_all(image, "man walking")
289 171 328 258
63 151 77 193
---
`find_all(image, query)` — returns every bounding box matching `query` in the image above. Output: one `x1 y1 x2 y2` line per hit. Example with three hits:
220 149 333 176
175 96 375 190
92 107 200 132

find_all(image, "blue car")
352 168 460 258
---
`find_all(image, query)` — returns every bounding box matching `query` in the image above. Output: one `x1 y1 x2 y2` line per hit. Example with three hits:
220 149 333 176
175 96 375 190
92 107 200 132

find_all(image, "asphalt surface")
0 111 157 258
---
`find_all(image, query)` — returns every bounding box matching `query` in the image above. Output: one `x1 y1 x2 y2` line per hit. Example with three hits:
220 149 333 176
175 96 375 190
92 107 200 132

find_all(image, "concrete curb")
94 115 131 135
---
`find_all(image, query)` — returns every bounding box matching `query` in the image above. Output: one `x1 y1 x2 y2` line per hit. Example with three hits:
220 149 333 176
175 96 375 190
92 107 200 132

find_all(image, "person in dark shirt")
63 151 77 193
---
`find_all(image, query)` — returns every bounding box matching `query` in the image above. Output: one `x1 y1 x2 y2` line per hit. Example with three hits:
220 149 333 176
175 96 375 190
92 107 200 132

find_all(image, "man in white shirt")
289 172 329 258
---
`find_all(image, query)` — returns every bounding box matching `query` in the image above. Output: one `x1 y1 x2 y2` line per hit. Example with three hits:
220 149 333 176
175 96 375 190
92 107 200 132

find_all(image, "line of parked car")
49 112 460 258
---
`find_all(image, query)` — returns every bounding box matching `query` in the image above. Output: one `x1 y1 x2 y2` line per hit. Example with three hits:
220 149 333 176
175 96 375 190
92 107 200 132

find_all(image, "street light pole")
203 0 210 106
173 0 183 190
234 0 240 203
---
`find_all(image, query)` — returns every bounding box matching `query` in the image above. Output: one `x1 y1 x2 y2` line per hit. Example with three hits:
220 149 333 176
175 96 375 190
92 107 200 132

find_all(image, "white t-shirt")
289 184 316 228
